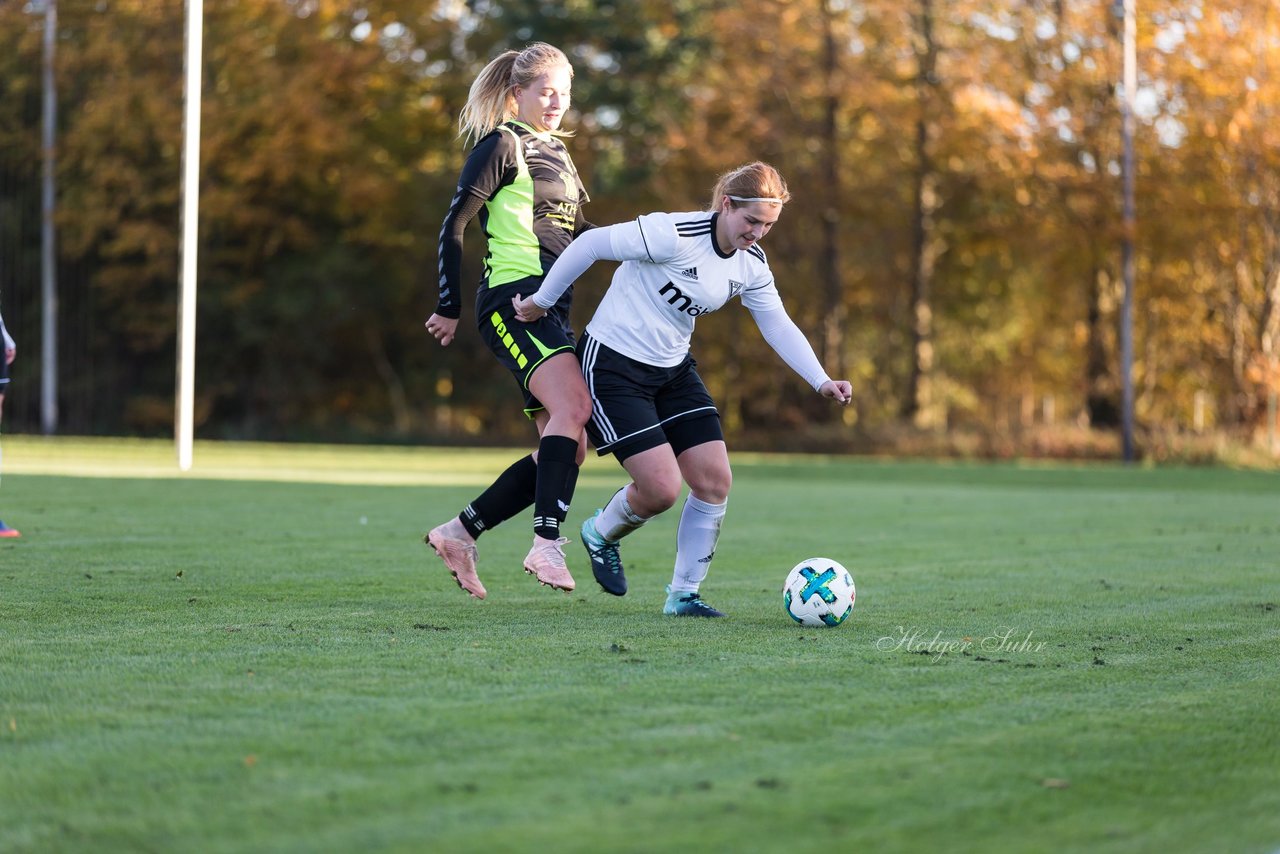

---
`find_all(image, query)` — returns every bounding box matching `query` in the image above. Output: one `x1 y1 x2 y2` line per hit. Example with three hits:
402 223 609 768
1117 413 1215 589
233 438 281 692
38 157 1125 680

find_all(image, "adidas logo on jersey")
679 267 699 280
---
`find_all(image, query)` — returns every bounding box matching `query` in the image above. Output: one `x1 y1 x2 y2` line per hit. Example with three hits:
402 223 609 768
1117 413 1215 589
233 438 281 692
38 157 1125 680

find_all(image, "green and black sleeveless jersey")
435 120 591 320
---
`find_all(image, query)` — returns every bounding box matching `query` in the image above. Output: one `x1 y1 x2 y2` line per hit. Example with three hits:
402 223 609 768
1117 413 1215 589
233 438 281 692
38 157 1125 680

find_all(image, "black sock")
533 435 579 540
460 454 537 540
556 463 581 524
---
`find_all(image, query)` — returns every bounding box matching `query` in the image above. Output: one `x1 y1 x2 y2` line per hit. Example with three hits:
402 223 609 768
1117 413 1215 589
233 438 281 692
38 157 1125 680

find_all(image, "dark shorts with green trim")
475 275 576 415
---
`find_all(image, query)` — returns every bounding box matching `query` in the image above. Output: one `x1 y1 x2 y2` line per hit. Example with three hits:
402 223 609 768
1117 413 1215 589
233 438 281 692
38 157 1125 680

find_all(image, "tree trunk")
903 0 939 426
366 327 411 436
1257 207 1280 430
1086 265 1120 427
819 0 845 380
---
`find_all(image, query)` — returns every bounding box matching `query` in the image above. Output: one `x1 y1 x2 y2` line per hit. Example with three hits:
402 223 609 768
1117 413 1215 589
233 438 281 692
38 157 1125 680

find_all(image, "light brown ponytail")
709 162 792 211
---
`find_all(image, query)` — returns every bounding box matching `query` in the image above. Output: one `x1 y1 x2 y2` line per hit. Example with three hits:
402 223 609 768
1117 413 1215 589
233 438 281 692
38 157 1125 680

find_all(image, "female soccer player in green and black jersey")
424 43 593 599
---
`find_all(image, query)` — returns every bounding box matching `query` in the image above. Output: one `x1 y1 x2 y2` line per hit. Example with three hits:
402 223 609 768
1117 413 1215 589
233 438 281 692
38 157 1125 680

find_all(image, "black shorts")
475 276 576 415
577 333 723 462
0 353 9 390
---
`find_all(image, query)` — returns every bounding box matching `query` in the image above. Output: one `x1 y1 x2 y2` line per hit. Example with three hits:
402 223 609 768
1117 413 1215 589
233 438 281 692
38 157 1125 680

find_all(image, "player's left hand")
820 380 852 405
512 294 547 323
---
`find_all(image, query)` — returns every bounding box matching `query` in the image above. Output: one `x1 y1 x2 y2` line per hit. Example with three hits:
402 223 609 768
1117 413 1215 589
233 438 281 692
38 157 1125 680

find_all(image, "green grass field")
2 437 1278 853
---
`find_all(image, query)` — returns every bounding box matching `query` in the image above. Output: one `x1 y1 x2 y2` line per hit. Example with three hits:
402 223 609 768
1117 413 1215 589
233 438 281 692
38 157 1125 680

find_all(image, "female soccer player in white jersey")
423 43 593 599
512 162 852 616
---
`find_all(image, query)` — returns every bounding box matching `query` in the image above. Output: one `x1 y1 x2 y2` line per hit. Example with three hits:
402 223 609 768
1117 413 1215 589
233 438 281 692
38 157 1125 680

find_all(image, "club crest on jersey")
559 170 580 202
659 282 711 316
679 267 698 280
728 280 745 299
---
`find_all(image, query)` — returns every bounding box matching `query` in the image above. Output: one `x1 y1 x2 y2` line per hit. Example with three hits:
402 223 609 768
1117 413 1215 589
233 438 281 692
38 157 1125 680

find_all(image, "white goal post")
177 0 203 471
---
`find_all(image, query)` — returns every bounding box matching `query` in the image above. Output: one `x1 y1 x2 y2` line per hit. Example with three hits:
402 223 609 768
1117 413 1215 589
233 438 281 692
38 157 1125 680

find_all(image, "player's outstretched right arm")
512 215 675 322
512 225 623 322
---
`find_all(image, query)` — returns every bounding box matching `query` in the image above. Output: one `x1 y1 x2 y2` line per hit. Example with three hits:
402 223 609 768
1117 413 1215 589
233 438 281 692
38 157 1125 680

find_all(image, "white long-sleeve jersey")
530 211 832 391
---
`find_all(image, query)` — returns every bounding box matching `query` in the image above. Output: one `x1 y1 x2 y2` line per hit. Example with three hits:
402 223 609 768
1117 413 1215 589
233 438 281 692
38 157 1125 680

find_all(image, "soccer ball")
783 558 856 627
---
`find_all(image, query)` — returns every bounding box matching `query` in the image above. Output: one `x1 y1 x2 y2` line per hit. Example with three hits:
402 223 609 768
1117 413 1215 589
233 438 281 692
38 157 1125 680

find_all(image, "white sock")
670 494 726 593
596 485 648 542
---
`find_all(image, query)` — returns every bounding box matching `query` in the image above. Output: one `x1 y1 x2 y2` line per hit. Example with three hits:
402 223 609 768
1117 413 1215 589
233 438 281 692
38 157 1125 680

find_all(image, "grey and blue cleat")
662 585 725 617
581 510 627 596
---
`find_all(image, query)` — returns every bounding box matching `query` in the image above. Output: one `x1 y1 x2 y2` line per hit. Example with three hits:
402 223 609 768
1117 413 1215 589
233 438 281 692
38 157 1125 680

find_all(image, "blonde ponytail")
458 43 573 145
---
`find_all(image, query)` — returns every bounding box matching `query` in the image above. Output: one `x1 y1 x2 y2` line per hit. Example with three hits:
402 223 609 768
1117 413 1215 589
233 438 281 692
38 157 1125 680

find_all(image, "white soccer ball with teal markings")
783 558 856 627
